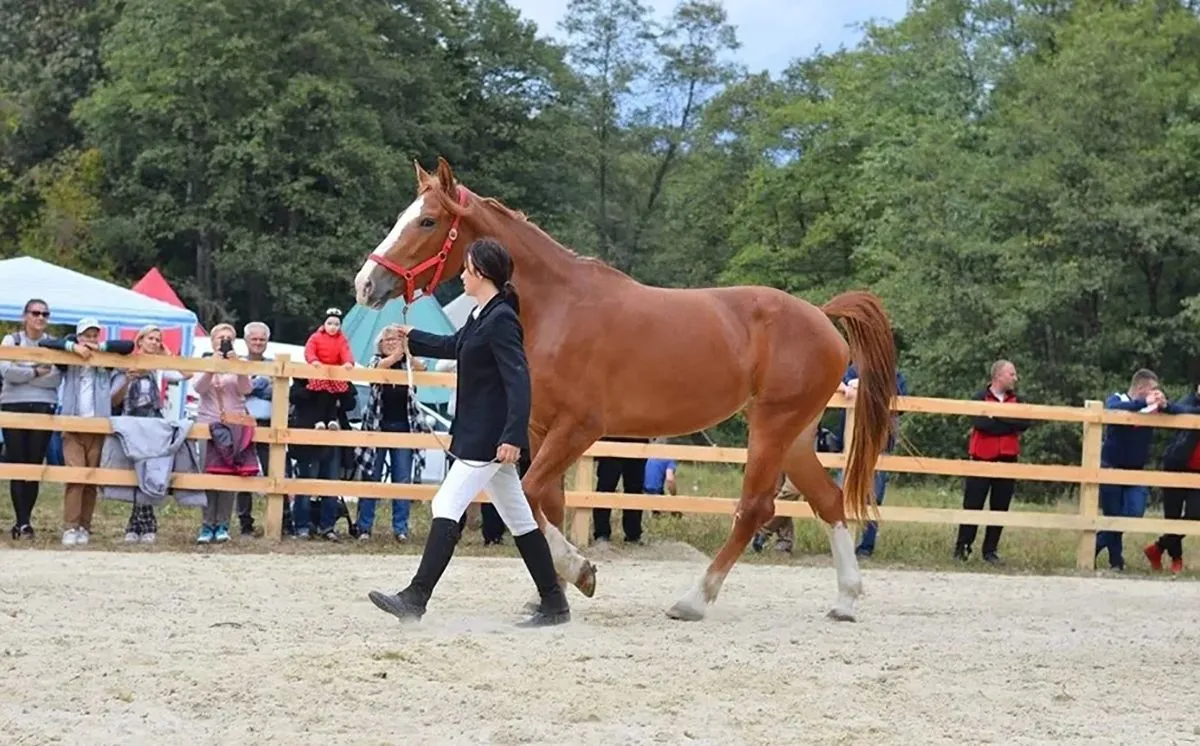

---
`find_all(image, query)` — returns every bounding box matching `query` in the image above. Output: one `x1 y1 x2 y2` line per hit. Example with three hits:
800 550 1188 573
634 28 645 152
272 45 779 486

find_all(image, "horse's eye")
419 217 436 229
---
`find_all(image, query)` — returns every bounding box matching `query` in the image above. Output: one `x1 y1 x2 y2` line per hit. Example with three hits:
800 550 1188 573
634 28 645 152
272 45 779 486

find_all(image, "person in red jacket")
304 307 355 430
954 360 1032 563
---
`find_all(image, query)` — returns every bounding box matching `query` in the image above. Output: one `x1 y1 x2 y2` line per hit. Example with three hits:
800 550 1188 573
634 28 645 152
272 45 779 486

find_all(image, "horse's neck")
473 208 586 317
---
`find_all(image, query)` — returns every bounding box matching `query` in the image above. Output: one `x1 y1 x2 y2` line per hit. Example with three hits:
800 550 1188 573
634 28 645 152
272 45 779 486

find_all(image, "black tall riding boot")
368 517 461 622
513 528 571 627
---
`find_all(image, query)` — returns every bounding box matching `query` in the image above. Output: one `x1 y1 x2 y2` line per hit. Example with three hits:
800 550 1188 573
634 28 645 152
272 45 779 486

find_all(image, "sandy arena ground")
1 549 1198 746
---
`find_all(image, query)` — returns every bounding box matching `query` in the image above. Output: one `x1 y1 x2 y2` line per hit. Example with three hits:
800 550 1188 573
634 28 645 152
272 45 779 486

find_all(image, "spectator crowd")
2 297 1198 572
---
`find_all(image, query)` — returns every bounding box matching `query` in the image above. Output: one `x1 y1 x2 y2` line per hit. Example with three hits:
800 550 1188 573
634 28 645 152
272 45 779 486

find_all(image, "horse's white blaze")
828 521 862 621
353 194 426 300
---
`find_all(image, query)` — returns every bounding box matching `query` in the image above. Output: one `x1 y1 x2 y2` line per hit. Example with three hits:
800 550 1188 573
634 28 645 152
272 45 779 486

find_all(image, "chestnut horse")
354 157 897 622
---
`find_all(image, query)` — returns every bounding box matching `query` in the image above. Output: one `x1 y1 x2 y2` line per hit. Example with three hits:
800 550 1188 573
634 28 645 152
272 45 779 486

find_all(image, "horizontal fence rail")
2 346 1200 569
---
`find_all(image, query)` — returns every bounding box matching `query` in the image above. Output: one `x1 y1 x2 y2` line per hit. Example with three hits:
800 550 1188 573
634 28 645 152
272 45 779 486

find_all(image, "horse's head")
354 157 475 309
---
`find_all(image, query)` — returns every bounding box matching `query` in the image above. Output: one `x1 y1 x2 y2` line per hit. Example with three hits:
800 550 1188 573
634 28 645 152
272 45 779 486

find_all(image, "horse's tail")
821 290 898 524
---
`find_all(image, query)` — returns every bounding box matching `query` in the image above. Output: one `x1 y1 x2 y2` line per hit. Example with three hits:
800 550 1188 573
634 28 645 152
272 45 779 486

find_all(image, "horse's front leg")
522 421 601 599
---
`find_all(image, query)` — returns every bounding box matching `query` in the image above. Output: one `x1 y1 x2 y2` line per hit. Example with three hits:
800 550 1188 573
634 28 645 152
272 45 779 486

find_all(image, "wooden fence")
3 345 1200 569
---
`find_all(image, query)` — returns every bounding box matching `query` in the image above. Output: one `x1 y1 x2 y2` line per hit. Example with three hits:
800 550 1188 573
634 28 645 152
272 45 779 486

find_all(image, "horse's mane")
471 192 613 270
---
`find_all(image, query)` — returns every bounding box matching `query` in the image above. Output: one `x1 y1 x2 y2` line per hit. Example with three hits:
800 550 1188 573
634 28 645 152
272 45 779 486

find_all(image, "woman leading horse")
355 158 898 622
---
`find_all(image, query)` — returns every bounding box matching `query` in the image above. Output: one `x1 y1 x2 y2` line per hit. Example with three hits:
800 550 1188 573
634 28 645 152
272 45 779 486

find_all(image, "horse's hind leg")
783 422 862 622
666 406 804 622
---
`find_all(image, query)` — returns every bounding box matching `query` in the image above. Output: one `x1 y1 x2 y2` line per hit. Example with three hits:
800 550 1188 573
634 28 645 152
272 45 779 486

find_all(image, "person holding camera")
193 323 254 544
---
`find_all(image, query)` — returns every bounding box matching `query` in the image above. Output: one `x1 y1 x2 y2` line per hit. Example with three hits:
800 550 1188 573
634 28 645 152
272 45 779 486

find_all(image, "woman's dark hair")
466 237 519 313
23 298 48 314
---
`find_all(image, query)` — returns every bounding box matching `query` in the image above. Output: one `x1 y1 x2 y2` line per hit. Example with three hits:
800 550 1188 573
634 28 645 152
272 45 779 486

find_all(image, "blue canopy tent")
0 256 200 419
342 295 456 406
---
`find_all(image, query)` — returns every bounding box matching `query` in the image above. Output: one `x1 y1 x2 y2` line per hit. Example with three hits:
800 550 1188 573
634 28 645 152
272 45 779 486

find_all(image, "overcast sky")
505 0 911 75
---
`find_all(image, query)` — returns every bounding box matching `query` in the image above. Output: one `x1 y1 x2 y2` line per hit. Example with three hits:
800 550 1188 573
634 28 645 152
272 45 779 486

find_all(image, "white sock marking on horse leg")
667 570 725 621
828 521 862 622
543 523 587 584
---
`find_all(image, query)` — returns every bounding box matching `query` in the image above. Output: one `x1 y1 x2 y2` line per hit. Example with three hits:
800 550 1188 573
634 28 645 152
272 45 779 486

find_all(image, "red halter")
367 186 469 304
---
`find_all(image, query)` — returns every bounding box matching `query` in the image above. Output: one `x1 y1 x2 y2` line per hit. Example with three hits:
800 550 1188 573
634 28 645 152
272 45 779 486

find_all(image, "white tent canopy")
442 292 477 330
0 256 200 330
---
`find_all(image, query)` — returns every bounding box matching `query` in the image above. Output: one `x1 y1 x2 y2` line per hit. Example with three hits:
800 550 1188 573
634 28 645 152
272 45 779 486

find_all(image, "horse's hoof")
574 559 597 598
665 601 705 622
826 607 857 623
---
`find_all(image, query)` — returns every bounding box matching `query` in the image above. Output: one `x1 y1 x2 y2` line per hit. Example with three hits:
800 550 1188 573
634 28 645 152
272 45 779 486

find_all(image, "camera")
218 337 234 357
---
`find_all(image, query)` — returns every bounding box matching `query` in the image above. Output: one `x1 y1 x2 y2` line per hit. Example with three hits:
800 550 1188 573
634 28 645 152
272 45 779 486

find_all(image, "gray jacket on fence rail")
100 416 207 507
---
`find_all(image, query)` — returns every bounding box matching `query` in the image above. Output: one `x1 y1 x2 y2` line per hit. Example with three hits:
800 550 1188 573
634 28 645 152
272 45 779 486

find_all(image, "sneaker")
75 528 90 546
239 522 255 537
751 533 766 553
141 533 157 544
1170 558 1184 575
125 531 140 544
214 524 231 543
982 551 1001 565
62 528 79 546
295 528 311 540
19 525 34 540
855 547 874 558
197 525 215 544
358 532 371 542
394 531 408 543
321 530 340 542
327 420 340 431
314 422 326 430
1144 543 1164 571
954 544 972 561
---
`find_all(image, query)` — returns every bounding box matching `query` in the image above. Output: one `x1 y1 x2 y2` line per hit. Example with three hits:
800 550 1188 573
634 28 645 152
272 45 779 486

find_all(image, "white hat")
75 317 102 335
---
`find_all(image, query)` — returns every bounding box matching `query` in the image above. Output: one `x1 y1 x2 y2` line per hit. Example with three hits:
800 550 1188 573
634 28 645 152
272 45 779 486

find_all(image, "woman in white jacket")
109 325 192 543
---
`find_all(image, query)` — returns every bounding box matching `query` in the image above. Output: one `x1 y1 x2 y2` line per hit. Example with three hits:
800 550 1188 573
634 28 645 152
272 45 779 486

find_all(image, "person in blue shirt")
644 442 679 518
833 363 908 557
1095 368 1189 570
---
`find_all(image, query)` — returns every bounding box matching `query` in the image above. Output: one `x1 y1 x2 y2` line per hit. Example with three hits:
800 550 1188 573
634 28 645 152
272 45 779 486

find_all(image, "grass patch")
1 464 1194 580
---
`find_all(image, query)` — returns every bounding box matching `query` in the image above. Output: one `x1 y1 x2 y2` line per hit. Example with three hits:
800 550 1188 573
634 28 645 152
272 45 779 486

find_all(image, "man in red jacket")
954 360 1032 563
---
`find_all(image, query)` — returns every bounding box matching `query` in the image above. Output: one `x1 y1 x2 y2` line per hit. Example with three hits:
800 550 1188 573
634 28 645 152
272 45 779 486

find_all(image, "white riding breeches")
430 459 538 536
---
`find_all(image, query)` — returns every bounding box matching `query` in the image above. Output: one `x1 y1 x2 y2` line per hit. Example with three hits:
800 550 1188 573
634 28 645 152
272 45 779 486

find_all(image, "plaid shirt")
353 354 425 484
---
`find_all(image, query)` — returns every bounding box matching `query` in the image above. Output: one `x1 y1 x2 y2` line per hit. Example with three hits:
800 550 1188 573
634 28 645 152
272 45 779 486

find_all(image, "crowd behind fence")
2 345 1200 570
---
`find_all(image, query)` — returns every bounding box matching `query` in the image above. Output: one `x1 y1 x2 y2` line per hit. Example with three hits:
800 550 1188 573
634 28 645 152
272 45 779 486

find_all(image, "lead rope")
400 303 496 468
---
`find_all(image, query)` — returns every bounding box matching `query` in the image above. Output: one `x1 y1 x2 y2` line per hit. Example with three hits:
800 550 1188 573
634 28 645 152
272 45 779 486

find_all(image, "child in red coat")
304 307 355 430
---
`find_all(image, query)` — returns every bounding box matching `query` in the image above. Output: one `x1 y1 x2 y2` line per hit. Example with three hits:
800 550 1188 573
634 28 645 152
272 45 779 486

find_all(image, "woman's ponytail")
502 280 521 314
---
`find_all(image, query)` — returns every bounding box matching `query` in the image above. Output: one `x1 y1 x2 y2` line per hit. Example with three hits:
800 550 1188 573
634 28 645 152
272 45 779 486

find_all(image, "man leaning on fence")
1095 369 1188 571
39 318 135 546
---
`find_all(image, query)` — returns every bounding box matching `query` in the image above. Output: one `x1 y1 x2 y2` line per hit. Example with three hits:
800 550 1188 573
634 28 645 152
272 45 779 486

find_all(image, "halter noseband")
367 185 469 304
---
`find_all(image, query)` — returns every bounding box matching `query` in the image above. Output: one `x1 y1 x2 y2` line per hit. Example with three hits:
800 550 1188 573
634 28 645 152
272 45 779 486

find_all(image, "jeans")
836 469 889 554
1095 475 1149 569
291 450 340 534
357 427 414 536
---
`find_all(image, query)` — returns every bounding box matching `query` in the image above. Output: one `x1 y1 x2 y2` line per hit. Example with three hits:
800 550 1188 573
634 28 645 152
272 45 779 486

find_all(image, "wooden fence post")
570 455 594 547
265 353 291 540
1075 399 1103 570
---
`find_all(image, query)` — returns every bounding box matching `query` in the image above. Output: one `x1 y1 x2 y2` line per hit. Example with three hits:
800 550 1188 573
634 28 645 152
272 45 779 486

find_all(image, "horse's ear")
414 159 432 187
435 156 456 192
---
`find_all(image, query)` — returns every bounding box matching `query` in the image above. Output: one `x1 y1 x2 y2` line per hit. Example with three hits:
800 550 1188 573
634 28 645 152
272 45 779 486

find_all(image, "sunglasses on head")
28 310 50 318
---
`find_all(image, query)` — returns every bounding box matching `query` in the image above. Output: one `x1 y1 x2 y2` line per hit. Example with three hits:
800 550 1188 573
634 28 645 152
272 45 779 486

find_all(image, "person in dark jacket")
1147 384 1200 574
1094 369 1190 570
367 237 569 628
954 360 1032 563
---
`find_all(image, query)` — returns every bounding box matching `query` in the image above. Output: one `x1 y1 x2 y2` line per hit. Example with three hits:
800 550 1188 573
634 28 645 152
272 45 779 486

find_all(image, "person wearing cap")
38 318 135 546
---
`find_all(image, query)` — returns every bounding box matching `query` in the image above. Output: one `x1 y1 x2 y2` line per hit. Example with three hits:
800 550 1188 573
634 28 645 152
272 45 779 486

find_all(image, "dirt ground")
1 548 1197 746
